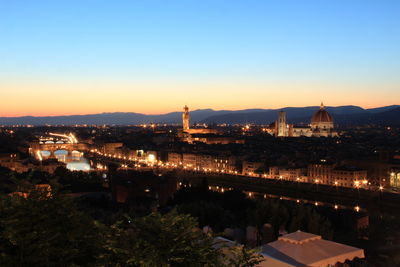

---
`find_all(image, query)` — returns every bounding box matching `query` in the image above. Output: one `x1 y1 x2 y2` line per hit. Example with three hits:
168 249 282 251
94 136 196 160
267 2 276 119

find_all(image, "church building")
268 103 338 137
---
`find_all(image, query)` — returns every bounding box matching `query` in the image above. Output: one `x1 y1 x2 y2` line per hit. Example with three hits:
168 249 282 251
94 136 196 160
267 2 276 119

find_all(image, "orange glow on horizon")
1 78 399 117
1 101 396 117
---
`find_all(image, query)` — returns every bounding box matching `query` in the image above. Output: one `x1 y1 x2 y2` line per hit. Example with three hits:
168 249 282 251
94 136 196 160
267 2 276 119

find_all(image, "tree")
288 205 333 240
100 210 224 267
0 183 101 267
226 246 265 267
177 201 234 231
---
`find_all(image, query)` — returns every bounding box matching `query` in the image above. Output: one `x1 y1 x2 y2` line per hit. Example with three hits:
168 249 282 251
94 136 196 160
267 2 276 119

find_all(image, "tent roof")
261 231 364 267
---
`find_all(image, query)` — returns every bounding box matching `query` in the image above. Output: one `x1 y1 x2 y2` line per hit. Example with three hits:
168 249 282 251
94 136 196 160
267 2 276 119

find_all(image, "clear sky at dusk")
1 0 399 116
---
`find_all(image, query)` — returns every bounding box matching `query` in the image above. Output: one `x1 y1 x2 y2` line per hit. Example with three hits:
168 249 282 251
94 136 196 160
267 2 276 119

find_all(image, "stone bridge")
30 142 89 157
29 133 89 159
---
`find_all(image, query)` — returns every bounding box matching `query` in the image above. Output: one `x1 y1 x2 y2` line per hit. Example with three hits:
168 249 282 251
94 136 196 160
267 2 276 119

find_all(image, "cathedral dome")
311 103 333 124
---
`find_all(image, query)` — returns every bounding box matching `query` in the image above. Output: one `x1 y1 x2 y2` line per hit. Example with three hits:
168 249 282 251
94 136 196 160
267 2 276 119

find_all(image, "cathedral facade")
268 103 338 137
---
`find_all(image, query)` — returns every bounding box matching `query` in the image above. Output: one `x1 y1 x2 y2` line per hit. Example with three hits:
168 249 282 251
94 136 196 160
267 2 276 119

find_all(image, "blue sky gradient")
1 0 399 115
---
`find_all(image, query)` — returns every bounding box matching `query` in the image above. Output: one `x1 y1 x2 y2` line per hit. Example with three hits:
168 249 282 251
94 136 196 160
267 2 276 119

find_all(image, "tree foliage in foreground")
100 210 224 267
226 246 265 267
0 184 100 267
0 184 263 267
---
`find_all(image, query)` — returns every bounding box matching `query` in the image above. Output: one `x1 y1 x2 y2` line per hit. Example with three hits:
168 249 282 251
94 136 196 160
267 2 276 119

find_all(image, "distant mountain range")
0 105 399 126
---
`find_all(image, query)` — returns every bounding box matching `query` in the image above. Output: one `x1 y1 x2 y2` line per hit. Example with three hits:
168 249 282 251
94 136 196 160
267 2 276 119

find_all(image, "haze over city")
1 0 400 116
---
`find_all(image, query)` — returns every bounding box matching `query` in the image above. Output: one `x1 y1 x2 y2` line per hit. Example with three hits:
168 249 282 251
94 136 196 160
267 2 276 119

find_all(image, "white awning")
260 231 364 267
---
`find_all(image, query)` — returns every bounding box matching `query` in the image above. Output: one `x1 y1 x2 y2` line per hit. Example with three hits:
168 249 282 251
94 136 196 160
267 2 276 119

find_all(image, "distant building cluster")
181 103 338 140
3 103 400 193
168 152 237 173
163 150 373 189
179 105 244 144
265 103 338 137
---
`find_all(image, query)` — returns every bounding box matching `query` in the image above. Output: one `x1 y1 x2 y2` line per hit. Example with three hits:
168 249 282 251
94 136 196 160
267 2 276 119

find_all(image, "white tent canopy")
260 231 365 267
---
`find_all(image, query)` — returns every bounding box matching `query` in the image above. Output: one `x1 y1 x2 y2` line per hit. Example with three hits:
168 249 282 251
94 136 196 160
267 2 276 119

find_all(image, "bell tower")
277 111 287 137
182 105 190 131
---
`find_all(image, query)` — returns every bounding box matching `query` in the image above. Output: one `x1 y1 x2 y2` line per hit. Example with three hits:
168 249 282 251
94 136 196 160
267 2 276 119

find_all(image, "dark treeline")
0 180 265 267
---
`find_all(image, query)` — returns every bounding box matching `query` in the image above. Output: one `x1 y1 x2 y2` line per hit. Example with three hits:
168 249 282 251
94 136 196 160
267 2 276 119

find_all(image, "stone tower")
182 105 190 131
277 111 287 137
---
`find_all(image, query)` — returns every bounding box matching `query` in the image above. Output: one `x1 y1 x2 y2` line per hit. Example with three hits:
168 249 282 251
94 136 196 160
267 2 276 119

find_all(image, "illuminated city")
1 1 400 266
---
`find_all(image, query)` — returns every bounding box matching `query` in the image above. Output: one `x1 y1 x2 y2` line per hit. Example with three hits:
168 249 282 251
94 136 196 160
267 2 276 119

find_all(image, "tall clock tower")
182 105 190 131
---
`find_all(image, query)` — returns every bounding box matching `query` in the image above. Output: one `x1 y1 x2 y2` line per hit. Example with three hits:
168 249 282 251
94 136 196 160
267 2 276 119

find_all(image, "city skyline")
1 1 400 266
1 0 400 116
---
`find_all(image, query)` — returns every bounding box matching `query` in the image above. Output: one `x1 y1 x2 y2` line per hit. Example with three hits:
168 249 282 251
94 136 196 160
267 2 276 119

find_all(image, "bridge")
29 133 89 160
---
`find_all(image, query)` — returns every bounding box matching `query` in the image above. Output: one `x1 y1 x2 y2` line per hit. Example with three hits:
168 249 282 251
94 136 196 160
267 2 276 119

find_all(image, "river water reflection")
207 185 364 213
40 150 92 171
